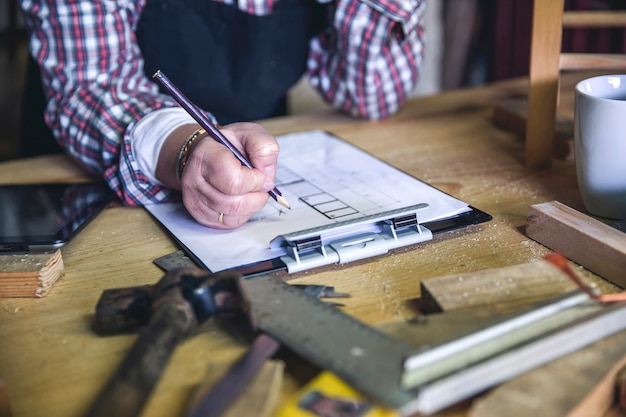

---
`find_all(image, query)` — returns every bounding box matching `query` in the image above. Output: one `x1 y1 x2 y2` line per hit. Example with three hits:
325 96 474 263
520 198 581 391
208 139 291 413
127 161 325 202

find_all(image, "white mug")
574 74 626 220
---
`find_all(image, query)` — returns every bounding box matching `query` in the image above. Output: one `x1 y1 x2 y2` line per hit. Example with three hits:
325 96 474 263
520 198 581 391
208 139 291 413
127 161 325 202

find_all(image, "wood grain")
525 0 564 168
419 259 577 314
0 249 64 298
468 331 626 417
526 201 626 289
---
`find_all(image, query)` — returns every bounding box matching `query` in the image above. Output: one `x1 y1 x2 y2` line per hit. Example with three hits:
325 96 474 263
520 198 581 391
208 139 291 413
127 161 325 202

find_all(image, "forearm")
20 0 188 204
45 72 182 204
307 0 425 120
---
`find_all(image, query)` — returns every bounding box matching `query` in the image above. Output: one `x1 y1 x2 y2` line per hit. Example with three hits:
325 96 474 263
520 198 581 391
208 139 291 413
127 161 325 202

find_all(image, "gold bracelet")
176 128 206 185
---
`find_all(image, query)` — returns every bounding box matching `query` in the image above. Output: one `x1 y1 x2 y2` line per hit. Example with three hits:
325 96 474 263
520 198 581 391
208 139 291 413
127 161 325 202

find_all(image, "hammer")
85 268 246 417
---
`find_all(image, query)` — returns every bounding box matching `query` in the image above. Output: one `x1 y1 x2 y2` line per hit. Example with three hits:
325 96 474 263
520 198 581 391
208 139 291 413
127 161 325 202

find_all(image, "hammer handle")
85 301 195 417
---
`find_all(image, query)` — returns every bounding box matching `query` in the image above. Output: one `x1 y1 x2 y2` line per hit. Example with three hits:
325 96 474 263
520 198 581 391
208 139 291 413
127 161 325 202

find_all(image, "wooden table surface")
0 72 622 417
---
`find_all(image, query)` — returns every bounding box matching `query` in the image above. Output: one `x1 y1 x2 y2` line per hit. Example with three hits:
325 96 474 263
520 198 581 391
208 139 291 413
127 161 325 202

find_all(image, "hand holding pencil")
152 71 290 229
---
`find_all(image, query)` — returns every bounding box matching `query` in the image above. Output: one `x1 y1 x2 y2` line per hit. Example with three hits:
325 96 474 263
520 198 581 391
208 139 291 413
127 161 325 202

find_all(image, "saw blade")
243 274 417 409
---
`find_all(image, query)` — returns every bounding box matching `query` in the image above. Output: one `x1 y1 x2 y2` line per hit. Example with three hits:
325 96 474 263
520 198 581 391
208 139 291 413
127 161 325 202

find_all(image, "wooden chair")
525 1 626 168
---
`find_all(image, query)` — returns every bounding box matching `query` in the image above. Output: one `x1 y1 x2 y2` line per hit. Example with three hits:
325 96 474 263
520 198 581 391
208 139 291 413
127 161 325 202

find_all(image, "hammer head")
93 268 243 335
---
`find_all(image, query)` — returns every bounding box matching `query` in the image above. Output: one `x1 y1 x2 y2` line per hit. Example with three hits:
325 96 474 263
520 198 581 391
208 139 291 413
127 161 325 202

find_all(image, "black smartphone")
0 182 115 252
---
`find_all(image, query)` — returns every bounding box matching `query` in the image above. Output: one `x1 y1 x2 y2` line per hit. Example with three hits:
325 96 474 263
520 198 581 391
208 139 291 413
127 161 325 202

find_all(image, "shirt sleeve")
19 0 186 205
307 0 425 120
131 108 197 186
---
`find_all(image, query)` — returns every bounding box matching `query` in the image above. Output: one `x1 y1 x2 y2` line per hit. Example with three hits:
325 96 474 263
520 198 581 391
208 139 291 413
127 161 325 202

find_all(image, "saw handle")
84 300 195 417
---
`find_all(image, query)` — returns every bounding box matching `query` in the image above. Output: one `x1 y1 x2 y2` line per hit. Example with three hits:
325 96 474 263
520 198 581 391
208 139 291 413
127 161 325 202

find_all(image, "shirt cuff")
131 108 197 185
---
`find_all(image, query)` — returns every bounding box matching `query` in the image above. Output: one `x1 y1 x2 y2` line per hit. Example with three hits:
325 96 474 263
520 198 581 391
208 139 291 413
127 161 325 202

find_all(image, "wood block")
0 249 65 298
419 259 577 314
526 201 626 289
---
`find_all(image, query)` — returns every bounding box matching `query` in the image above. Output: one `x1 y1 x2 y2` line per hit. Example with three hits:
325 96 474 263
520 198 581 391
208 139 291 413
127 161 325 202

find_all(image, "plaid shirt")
20 0 425 205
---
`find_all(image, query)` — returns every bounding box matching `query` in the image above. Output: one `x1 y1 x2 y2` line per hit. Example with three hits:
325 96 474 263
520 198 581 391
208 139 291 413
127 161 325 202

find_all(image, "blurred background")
1 0 625 161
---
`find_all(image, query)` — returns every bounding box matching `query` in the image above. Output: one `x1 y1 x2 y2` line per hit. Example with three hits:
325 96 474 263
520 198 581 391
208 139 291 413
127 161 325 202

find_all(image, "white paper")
146 130 470 272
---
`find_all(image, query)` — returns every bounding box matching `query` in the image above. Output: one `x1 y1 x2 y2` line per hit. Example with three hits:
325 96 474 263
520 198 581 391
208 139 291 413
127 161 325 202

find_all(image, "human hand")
179 122 279 229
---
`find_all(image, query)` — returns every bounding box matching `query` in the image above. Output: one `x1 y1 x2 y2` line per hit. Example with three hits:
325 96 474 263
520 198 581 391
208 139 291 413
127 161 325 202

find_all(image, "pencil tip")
277 195 291 209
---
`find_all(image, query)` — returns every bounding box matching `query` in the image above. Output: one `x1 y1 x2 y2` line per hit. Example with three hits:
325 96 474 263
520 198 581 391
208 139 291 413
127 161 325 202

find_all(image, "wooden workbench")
0 72 622 417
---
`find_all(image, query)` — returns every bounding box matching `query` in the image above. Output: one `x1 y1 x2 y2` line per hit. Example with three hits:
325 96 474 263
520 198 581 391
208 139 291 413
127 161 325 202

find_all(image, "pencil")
152 70 291 209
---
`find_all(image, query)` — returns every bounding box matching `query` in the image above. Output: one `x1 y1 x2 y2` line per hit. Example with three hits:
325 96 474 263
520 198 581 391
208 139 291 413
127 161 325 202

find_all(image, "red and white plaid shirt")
20 0 425 205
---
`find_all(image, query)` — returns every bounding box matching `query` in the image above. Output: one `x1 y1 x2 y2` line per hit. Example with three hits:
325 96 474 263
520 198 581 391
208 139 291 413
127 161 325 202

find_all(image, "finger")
183 196 251 230
188 139 274 196
220 123 280 178
181 178 269 229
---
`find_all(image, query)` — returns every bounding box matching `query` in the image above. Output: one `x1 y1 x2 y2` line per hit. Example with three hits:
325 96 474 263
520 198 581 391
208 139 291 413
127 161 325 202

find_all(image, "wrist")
175 128 207 184
155 124 205 189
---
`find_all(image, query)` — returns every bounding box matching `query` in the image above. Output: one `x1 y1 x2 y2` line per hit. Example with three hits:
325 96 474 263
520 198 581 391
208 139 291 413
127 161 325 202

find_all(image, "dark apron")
20 0 327 157
136 0 328 124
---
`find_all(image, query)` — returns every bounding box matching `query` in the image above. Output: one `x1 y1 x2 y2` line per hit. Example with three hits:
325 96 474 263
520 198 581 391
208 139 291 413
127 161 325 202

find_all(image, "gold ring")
218 212 224 224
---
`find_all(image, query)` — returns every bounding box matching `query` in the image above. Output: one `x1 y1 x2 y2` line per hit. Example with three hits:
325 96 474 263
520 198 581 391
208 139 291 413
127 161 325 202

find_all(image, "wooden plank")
468 330 626 417
526 201 626 289
0 249 65 298
419 260 577 314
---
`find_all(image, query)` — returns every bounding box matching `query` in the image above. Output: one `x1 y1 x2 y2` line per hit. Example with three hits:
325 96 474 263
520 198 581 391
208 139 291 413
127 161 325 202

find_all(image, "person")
18 0 426 229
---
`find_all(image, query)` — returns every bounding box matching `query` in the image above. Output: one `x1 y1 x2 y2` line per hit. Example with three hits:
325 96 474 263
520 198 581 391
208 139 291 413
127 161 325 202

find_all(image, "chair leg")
526 0 564 168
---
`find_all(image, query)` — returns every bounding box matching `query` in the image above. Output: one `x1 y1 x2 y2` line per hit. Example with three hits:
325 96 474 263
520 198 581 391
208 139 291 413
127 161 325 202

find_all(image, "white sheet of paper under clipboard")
146 130 478 273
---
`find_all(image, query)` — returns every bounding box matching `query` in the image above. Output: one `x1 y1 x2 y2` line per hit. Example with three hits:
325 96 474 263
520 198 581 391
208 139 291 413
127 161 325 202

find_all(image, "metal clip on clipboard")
270 204 433 273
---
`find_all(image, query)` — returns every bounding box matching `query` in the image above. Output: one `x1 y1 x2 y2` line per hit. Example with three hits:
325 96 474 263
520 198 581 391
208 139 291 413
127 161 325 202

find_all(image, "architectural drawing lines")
276 165 363 220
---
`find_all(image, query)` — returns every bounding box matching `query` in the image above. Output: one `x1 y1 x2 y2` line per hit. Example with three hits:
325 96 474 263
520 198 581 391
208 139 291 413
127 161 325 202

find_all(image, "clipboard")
146 130 491 276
